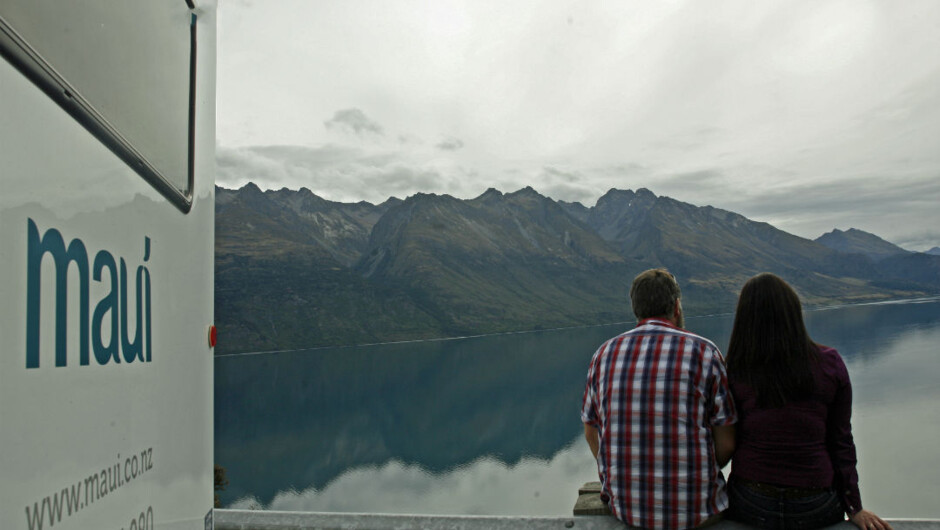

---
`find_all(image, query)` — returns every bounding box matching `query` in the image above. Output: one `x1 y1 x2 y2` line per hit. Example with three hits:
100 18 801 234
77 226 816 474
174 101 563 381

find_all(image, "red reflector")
208 325 217 348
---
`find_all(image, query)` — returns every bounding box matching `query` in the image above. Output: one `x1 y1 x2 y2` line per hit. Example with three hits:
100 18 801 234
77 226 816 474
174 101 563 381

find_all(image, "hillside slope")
215 184 938 353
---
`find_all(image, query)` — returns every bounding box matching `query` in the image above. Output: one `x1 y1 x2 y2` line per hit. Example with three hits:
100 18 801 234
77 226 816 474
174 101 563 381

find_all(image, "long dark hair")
726 273 818 408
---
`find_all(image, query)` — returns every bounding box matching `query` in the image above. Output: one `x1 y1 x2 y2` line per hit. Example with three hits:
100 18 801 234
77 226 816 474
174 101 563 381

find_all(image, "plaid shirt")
581 318 737 529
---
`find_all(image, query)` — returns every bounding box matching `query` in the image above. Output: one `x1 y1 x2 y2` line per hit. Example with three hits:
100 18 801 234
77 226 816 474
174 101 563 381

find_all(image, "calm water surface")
215 298 940 517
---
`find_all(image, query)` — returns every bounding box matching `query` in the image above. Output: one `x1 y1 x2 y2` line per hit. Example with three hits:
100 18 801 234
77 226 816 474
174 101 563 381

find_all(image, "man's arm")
584 423 599 459
712 424 735 468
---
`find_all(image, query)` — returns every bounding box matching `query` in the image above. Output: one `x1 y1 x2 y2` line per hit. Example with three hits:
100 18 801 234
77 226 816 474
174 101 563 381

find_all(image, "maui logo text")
26 218 152 368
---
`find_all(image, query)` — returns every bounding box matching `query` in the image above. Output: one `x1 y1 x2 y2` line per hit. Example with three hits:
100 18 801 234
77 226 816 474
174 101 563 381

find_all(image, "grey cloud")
362 166 442 194
711 174 940 249
733 176 939 219
594 162 940 250
658 169 726 195
215 144 365 189
539 183 595 205
895 232 940 252
597 163 649 176
650 127 723 152
398 134 423 146
436 137 464 151
215 145 473 204
324 108 385 137
541 166 579 183
335 163 482 202
856 69 940 130
533 166 594 203
354 151 401 167
251 144 363 165
216 144 377 200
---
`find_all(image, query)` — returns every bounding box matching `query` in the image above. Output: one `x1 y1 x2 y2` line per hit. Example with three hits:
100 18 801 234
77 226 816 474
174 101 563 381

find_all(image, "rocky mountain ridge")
215 183 940 354
815 228 911 261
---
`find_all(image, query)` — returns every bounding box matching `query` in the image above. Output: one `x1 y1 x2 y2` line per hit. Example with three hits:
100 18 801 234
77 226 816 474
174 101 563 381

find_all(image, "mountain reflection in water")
215 298 940 517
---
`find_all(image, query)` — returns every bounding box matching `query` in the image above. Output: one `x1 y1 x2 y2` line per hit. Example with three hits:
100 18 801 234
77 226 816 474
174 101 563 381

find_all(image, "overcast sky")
216 0 940 251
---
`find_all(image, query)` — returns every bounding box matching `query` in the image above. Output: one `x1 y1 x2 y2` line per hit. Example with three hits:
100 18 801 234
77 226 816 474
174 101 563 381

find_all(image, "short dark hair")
630 268 681 320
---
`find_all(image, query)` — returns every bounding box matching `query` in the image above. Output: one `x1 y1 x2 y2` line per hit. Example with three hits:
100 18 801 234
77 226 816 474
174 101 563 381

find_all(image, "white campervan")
1 2 216 529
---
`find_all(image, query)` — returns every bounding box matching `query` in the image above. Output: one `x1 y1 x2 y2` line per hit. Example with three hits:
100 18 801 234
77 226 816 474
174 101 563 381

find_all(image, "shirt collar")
637 317 679 330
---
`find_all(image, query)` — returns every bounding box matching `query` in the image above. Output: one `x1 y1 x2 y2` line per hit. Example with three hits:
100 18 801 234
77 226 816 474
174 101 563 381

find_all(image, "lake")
214 297 940 517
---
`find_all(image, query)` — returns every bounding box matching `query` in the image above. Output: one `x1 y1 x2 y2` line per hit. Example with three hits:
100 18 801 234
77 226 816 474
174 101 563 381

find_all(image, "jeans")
726 479 846 530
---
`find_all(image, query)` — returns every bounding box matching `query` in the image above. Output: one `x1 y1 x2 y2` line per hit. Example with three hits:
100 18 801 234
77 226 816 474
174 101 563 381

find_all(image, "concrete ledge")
214 510 939 530
574 482 611 516
213 510 626 530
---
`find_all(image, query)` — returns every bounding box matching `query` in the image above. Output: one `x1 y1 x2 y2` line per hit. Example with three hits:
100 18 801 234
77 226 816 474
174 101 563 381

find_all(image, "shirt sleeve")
581 349 600 426
825 348 862 515
707 347 737 427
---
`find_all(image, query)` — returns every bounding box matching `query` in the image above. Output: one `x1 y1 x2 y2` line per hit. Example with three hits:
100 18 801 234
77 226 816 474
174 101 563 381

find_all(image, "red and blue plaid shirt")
581 318 737 529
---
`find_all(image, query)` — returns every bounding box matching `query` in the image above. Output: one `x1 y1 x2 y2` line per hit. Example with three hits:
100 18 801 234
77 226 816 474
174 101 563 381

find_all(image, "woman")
725 273 890 530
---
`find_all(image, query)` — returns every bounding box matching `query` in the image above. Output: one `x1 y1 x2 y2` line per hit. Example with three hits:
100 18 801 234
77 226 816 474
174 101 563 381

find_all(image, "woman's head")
726 273 817 407
734 273 808 343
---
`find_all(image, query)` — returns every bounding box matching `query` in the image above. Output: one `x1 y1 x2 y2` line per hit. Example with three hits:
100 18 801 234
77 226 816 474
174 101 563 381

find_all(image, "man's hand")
584 424 599 459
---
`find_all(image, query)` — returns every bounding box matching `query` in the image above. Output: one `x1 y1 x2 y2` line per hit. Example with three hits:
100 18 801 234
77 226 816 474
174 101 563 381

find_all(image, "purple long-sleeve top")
729 345 862 515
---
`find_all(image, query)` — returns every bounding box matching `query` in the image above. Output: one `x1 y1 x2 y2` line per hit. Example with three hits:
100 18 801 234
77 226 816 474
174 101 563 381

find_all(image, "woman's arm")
824 349 862 515
827 357 893 530
849 509 893 530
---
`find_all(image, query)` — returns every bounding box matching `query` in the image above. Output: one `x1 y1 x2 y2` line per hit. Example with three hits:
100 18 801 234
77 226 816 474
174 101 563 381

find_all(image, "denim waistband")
735 478 830 499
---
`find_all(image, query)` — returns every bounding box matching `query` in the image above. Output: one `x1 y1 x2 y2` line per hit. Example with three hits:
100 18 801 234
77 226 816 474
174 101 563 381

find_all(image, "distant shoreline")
214 295 940 358
804 294 940 313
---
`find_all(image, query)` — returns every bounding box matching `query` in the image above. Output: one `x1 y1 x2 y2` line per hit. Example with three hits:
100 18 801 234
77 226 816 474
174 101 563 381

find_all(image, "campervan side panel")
0 2 216 529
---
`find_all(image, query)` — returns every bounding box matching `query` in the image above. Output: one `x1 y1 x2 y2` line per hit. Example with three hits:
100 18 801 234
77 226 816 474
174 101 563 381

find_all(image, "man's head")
630 268 683 326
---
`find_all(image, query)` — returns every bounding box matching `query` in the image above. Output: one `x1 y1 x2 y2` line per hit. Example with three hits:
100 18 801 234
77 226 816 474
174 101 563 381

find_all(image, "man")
581 268 737 529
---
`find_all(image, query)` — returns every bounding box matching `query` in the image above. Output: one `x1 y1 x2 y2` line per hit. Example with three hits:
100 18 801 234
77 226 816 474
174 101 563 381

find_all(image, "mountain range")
215 184 940 354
